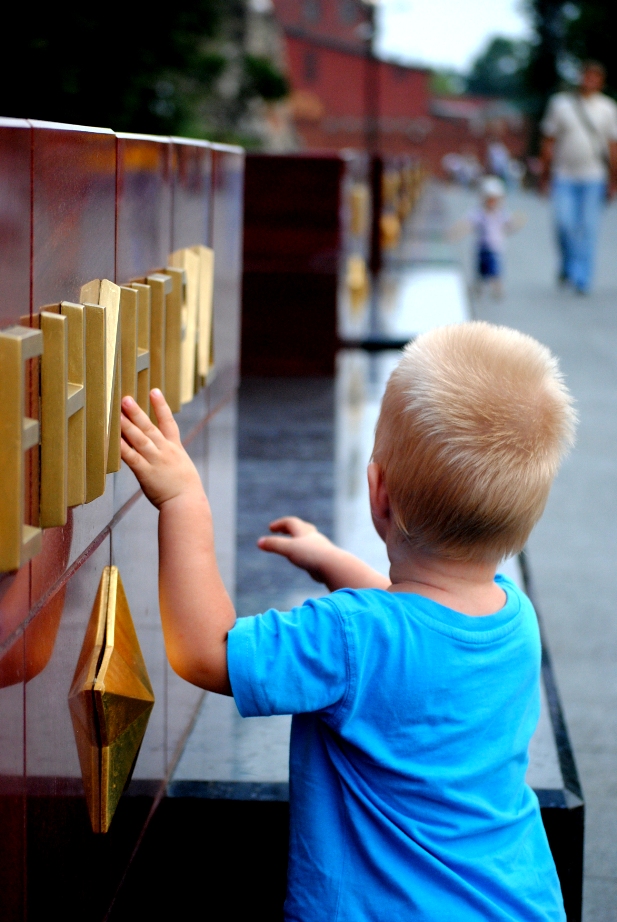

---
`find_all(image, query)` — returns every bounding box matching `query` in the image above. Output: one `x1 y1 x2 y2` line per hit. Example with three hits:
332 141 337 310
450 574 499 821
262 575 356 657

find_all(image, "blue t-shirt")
227 575 565 922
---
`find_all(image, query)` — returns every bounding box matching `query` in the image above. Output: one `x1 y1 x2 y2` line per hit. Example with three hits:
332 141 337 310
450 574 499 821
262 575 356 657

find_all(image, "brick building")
269 0 528 173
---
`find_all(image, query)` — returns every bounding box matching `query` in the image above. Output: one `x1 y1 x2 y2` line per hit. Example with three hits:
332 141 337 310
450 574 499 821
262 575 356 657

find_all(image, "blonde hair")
372 322 576 563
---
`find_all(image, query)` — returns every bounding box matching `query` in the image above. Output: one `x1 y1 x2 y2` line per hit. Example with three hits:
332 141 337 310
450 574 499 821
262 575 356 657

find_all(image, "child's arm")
258 517 390 592
120 391 234 694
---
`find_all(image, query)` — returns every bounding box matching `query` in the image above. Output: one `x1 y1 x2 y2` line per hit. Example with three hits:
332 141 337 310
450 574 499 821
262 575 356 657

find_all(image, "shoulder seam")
327 595 358 726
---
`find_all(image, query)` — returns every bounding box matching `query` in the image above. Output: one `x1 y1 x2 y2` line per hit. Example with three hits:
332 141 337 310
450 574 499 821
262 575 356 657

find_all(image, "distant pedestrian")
449 175 525 299
541 60 617 294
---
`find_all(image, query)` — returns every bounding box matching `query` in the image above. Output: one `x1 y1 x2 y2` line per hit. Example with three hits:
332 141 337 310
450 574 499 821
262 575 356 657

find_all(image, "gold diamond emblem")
69 566 155 833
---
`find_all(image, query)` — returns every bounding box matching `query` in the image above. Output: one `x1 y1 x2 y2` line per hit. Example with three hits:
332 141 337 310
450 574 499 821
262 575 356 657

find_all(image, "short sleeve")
607 100 617 140
541 96 561 138
227 597 350 718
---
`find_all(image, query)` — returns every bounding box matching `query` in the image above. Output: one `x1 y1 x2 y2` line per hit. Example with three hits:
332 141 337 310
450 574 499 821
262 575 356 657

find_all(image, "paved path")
447 184 617 922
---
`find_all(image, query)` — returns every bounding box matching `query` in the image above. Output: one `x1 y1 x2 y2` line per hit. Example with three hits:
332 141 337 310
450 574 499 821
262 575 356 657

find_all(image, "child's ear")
368 462 390 528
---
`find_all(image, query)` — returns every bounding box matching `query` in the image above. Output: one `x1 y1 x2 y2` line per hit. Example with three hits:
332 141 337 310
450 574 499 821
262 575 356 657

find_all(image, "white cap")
481 175 506 199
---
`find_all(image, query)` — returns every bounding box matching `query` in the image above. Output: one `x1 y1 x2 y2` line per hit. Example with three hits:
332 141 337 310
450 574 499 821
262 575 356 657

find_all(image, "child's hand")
120 390 204 510
258 516 391 592
257 517 337 584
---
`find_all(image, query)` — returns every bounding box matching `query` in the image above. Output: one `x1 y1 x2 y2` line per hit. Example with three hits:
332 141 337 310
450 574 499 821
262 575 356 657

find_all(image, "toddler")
457 175 525 298
120 321 575 921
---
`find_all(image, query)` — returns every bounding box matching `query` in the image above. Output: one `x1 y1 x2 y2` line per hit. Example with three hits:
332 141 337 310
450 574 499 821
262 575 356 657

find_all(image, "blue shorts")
477 246 501 278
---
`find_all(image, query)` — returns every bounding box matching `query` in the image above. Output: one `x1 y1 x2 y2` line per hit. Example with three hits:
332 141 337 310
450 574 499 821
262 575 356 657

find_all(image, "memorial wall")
0 118 243 921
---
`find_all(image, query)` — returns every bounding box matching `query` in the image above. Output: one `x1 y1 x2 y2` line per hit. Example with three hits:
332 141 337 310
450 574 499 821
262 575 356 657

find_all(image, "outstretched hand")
257 517 337 584
120 390 203 509
257 516 390 593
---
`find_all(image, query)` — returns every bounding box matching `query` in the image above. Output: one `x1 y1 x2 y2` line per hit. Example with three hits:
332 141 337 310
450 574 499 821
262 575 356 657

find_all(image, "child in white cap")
469 175 524 298
448 175 525 299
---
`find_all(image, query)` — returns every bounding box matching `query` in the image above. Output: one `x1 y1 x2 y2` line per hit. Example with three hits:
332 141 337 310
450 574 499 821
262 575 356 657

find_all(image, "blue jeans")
552 177 606 292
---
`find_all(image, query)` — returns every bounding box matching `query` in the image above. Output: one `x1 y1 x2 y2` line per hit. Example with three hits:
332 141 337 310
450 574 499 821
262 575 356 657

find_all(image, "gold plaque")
120 286 138 402
194 245 214 380
61 302 87 508
144 273 171 422
38 305 87 525
349 182 369 237
80 278 122 483
39 311 68 526
82 302 107 502
68 566 155 834
0 326 43 571
169 247 199 405
157 266 185 413
130 282 151 414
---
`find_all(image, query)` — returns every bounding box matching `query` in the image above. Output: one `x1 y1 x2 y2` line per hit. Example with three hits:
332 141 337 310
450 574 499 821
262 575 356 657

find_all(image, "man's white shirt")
542 91 617 180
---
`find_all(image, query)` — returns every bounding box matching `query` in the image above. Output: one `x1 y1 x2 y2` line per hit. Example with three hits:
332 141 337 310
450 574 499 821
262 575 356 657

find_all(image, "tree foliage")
563 2 617 94
466 38 530 99
243 55 289 103
0 0 287 138
524 1 617 117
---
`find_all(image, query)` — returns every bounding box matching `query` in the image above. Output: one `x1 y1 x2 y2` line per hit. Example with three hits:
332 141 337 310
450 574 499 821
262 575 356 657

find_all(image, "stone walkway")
447 184 617 922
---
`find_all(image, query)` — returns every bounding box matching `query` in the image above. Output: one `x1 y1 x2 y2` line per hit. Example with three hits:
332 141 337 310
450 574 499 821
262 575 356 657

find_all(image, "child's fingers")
121 436 150 473
121 396 167 450
120 412 159 461
150 389 181 444
257 535 296 557
268 516 316 537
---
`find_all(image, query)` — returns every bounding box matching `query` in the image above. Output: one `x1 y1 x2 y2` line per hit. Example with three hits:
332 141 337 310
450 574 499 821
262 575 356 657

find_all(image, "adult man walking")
541 61 617 294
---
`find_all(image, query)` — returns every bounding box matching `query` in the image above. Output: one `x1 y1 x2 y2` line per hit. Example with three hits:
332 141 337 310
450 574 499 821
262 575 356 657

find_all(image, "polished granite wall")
0 120 243 922
236 378 335 618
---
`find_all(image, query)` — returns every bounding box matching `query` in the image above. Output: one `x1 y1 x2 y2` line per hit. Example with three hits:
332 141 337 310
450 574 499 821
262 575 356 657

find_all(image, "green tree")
564 2 617 96
0 0 287 138
466 37 530 100
431 70 466 97
524 1 616 117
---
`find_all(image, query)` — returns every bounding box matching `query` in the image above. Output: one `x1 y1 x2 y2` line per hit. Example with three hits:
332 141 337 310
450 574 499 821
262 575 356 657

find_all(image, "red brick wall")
272 0 373 48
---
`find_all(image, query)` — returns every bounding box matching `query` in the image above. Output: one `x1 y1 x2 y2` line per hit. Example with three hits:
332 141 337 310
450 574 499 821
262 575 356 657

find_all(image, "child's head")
481 175 505 211
372 322 576 564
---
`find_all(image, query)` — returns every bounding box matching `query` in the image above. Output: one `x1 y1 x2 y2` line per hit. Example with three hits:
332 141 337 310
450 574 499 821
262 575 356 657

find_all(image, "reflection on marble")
339 266 469 345
335 350 399 577
235 378 334 618
173 694 290 785
68 485 114 567
0 642 24 775
207 401 237 597
111 495 164 782
112 463 141 517
388 179 456 268
175 386 210 444
375 267 468 340
209 148 243 414
25 538 111 780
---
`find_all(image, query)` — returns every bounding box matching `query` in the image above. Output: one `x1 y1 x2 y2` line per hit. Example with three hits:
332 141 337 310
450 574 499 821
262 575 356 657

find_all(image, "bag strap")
569 93 610 170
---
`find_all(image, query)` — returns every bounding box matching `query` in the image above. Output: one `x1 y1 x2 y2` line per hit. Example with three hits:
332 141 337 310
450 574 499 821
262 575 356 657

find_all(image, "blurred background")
1 0 614 164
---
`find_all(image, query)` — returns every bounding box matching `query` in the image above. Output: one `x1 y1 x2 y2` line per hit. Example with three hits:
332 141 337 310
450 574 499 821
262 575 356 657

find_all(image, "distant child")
453 175 525 298
120 321 575 921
